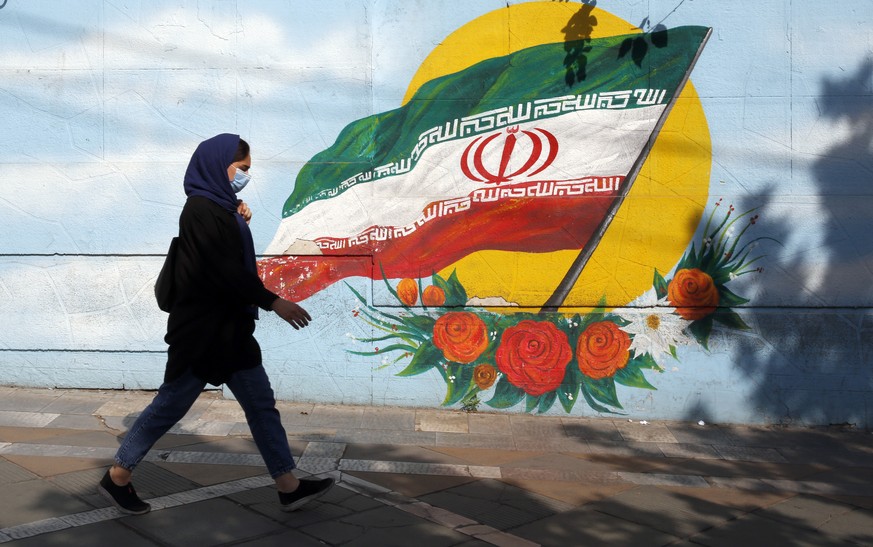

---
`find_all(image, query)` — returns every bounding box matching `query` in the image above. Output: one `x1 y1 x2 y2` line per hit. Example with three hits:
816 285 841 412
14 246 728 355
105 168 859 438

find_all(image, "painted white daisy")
620 290 691 362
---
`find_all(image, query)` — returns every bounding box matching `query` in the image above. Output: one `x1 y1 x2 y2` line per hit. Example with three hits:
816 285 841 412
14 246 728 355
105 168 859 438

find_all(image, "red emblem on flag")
461 126 559 184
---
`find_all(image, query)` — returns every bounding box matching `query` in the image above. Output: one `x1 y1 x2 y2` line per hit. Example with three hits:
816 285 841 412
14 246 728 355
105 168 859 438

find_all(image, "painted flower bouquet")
348 202 770 413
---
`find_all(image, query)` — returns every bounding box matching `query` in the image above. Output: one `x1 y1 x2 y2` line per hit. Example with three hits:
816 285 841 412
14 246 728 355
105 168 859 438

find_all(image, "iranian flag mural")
258 19 769 415
260 26 711 305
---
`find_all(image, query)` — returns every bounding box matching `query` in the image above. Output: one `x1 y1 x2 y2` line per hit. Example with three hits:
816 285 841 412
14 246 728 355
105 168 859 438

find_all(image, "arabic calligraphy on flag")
260 26 711 303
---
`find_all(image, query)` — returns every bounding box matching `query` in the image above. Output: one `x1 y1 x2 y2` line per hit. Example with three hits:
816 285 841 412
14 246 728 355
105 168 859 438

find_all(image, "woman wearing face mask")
98 133 333 515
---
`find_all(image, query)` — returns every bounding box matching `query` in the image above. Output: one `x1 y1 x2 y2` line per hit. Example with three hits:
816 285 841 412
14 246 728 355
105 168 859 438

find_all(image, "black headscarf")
183 133 259 318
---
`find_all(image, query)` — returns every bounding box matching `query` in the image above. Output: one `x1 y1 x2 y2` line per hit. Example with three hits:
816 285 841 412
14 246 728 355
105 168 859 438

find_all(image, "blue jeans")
114 365 295 478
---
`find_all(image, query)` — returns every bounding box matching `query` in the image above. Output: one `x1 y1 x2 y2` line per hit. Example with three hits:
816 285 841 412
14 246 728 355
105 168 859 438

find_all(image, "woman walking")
98 133 333 514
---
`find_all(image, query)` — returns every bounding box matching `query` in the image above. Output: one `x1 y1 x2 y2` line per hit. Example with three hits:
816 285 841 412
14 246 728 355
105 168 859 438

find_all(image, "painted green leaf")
688 315 714 350
718 286 750 307
396 343 442 377
653 269 668 300
348 343 416 357
631 352 662 371
537 391 558 414
525 393 541 413
443 362 475 406
615 365 657 390
558 382 580 413
583 376 623 409
485 375 525 409
713 310 750 330
404 315 436 334
580 383 615 414
433 270 467 307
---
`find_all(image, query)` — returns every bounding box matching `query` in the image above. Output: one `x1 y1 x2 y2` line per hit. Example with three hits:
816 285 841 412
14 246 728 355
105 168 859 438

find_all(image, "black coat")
165 196 278 386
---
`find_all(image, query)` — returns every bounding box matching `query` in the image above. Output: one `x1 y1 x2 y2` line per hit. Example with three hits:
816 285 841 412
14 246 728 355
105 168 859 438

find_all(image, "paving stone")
508 415 566 438
0 457 38 485
307 406 365 428
301 440 346 459
22 430 124 449
299 515 368 543
343 443 467 465
427 446 543 467
501 478 635 506
617 472 710 488
198 399 248 422
435 432 516 450
232 528 330 547
662 485 791 512
0 411 59 428
778 447 873 468
817 508 873 545
689 513 835 547
417 411 469 433
510 505 679 546
361 407 417 431
754 494 858 530
337 505 471 547
615 421 679 443
2 519 155 546
467 413 512 435
665 424 737 446
561 417 624 441
593 485 744 538
713 445 788 463
0 478 93 528
49 466 113 507
3 454 112 477
344 470 479 498
39 394 106 416
0 392 60 412
122 497 283 545
512 436 588 453
168 420 236 437
167 436 260 455
44 414 106 431
335 428 437 446
419 479 561 531
115 462 201 499
658 442 722 459
153 461 264 486
648 457 826 481
584 440 664 458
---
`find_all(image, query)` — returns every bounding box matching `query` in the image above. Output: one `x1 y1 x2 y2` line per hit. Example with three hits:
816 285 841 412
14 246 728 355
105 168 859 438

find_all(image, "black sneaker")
278 477 335 512
97 469 151 515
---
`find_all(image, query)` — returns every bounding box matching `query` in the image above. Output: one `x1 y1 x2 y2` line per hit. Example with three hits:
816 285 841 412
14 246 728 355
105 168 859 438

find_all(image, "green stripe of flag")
283 25 710 218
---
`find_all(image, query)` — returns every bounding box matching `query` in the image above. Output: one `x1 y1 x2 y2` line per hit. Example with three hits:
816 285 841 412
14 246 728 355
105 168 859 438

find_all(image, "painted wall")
0 0 871 428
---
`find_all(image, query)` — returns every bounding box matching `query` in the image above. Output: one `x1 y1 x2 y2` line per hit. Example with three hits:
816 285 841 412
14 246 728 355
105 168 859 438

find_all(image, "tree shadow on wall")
561 1 598 86
703 59 873 428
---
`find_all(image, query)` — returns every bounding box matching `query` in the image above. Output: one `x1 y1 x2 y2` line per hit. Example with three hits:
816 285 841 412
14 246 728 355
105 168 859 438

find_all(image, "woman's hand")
237 201 253 224
271 298 312 330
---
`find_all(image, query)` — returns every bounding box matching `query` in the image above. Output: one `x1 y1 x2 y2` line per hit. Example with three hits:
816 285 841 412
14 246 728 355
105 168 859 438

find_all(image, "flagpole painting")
259 4 771 414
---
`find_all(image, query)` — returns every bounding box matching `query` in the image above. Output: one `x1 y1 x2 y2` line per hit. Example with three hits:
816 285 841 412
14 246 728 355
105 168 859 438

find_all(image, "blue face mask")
230 169 251 193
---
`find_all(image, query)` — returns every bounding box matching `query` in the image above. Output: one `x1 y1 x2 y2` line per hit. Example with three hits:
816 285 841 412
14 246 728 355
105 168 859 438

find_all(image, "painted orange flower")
667 268 720 320
422 285 446 307
397 278 418 306
576 321 631 380
496 320 571 396
473 364 498 390
432 312 489 363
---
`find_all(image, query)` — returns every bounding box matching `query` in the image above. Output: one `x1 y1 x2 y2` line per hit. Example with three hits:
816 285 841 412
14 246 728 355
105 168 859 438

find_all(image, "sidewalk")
0 385 871 546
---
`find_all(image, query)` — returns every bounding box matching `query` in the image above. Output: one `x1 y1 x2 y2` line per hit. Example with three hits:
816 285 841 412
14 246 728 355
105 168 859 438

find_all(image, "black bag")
154 237 179 312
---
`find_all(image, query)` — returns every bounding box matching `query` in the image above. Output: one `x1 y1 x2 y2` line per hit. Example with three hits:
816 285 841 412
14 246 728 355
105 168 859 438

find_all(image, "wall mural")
257 4 771 413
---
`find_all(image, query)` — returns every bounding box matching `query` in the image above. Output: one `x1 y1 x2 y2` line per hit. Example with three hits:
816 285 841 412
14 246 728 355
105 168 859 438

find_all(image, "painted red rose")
432 312 489 363
576 321 631 380
495 320 572 397
667 268 720 320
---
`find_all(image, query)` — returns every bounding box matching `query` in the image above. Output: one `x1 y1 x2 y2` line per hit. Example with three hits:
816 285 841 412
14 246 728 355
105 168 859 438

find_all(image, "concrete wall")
1 0 871 428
